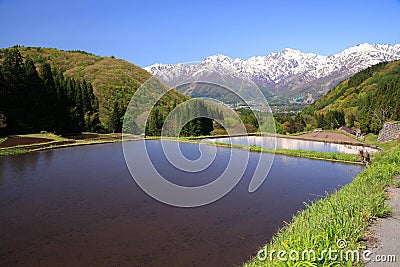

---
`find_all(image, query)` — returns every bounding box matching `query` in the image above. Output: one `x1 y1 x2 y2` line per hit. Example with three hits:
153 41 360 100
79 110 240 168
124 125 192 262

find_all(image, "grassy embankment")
0 133 132 156
210 141 363 164
187 130 376 164
1 131 371 164
3 132 399 267
243 141 400 267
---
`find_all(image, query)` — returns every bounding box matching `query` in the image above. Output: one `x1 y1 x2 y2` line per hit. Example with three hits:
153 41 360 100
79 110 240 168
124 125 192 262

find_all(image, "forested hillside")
301 60 400 133
0 46 186 132
0 46 186 134
0 47 101 135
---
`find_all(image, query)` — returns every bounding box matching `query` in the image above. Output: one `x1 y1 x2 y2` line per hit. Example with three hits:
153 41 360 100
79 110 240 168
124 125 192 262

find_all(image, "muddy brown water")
0 140 364 266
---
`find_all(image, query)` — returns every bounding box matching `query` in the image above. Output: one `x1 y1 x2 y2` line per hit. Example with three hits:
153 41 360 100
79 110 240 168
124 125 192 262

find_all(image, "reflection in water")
0 151 46 185
209 136 379 154
0 159 4 186
0 141 364 266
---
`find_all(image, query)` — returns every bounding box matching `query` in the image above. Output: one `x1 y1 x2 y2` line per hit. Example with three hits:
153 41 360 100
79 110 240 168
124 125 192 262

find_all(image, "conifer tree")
25 56 44 131
110 101 124 133
0 47 102 135
1 47 27 132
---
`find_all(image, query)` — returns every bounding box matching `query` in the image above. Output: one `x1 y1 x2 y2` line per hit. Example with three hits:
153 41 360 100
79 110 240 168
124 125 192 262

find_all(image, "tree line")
302 61 400 134
314 110 345 130
145 99 217 137
0 47 225 138
357 72 400 133
0 47 102 136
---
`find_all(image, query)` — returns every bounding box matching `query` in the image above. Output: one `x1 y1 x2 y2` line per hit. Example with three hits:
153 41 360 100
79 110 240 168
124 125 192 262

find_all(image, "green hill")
302 60 400 133
0 46 186 130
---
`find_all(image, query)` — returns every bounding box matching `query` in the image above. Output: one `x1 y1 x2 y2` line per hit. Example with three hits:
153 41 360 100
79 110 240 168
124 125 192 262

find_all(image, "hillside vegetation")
302 60 400 133
0 46 186 131
0 47 101 135
244 143 400 266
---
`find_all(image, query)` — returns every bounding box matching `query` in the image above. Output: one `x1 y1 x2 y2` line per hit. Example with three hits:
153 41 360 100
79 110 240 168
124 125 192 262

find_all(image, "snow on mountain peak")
340 43 379 54
203 54 233 63
281 47 302 54
145 43 400 96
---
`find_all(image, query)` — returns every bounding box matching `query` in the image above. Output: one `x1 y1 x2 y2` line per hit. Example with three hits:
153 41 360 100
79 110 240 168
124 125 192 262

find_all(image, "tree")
293 114 306 132
81 80 91 113
110 102 125 133
0 112 6 128
369 106 393 133
84 111 103 133
1 47 36 133
145 106 163 136
200 117 213 135
347 113 356 128
25 56 45 131
316 113 325 128
0 47 101 135
74 80 83 115
275 121 286 134
39 63 55 93
260 119 285 134
238 108 259 129
2 47 26 89
39 62 57 130
282 121 291 133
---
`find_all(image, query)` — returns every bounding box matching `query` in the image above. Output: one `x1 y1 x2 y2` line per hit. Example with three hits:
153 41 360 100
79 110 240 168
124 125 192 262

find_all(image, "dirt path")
365 178 400 266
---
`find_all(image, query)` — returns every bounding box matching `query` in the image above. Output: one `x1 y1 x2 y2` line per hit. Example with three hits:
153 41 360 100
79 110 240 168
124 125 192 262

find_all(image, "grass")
210 142 363 164
255 146 362 164
363 133 400 151
243 143 400 267
0 147 29 156
0 132 379 164
0 138 125 156
2 131 397 267
22 132 70 141
160 133 371 164
0 132 134 156
147 135 365 164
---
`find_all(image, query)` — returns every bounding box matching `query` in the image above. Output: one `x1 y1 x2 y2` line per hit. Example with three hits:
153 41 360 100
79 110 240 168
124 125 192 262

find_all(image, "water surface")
0 141 364 266
209 135 378 154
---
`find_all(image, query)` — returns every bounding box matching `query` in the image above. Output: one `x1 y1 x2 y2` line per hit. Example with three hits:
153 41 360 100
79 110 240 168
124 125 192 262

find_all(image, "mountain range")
145 43 400 106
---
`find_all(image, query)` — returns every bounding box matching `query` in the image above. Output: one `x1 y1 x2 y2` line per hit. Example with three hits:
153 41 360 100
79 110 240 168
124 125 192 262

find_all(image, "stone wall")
378 122 400 142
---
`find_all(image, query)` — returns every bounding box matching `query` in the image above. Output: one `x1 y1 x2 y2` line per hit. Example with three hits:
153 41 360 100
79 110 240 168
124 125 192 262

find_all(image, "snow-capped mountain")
145 43 400 102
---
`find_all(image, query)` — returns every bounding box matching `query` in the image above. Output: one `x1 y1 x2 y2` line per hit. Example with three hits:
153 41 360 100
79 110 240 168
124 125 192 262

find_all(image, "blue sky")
1 0 400 67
